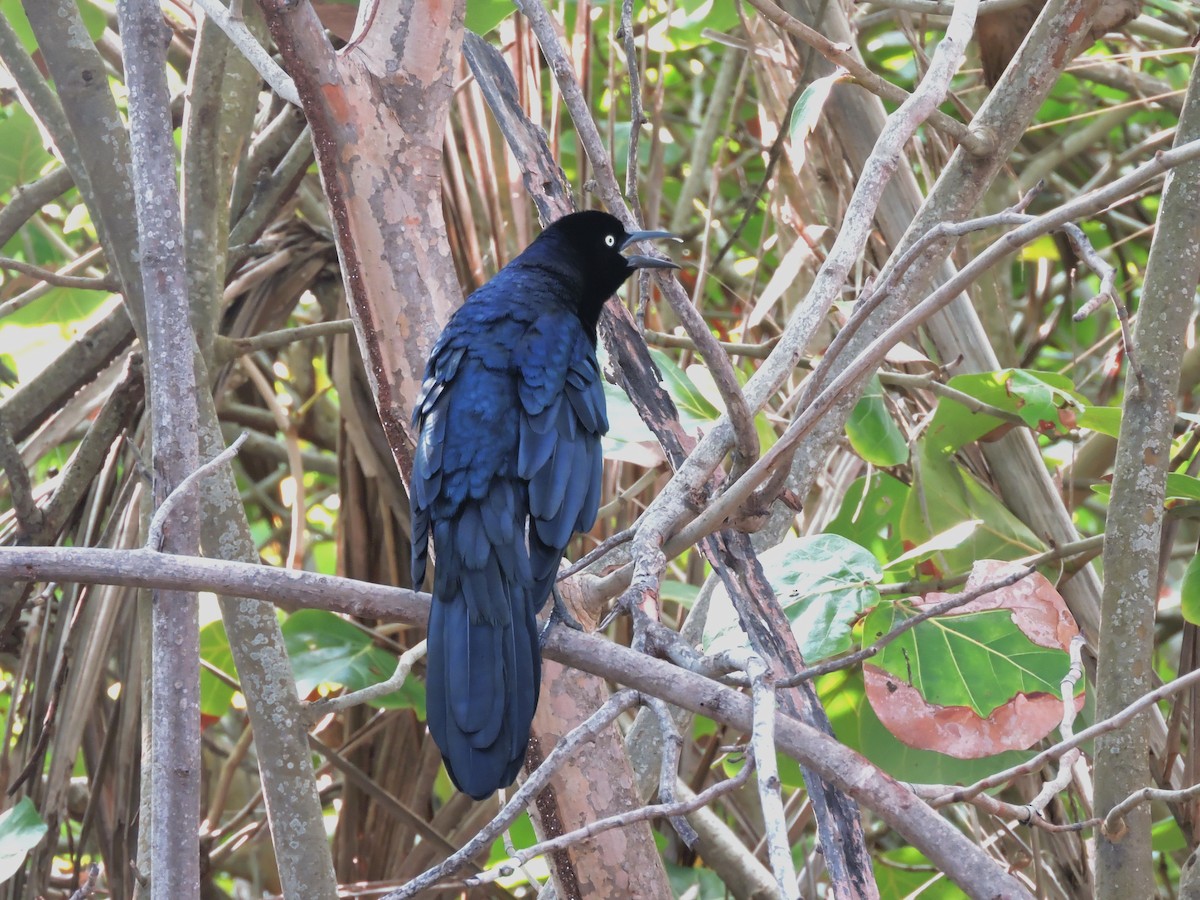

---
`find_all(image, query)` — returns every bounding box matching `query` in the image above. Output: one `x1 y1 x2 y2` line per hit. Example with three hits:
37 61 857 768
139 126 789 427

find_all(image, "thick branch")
1094 56 1200 900
0 544 1033 900
116 0 203 894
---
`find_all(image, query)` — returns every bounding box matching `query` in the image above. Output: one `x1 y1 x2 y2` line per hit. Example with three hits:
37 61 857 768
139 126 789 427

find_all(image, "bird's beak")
621 229 683 270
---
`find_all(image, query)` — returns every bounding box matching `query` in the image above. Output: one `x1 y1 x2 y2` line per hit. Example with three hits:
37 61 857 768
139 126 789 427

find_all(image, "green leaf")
1091 472 1200 504
600 376 656 446
0 0 106 64
283 609 424 714
1152 815 1188 854
1018 234 1060 261
901 440 1043 573
0 0 37 54
466 0 515 35
646 0 743 52
0 107 53 196
487 812 537 865
925 369 1085 455
3 287 111 328
0 797 48 883
845 375 909 467
1077 405 1121 438
785 71 840 172
862 603 1068 718
75 0 108 42
660 580 700 608
885 520 981 570
704 533 881 662
1181 554 1200 626
1001 369 1083 430
1164 473 1200 502
599 346 728 456
650 348 720 429
665 861 729 898
873 846 972 899
199 618 237 717
824 472 910 568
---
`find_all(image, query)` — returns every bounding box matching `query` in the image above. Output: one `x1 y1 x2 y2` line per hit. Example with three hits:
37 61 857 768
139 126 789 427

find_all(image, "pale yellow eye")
605 235 616 247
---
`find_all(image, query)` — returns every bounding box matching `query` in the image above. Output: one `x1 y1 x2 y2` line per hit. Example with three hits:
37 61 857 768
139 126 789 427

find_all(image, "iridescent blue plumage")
411 211 678 798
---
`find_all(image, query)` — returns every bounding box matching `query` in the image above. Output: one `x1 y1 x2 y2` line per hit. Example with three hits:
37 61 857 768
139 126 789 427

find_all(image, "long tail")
424 505 541 800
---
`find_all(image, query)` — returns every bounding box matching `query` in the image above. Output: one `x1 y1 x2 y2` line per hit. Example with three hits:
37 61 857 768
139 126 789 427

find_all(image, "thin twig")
744 0 993 155
0 246 110 320
1064 221 1145 392
1022 633 1088 820
936 665 1200 807
384 690 643 900
863 0 1040 14
906 782 1097 832
189 0 300 106
739 651 799 900
146 433 249 550
240 359 306 568
500 794 544 890
0 256 117 291
68 863 102 900
644 329 780 359
216 318 355 362
620 0 645 215
1104 781 1200 837
643 696 700 849
878 535 1106 596
0 411 43 534
465 760 756 888
878 370 1028 427
557 526 636 581
305 640 427 720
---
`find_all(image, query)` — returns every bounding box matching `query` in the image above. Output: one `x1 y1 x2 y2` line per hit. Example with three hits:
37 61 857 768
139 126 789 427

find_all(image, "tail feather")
425 502 543 800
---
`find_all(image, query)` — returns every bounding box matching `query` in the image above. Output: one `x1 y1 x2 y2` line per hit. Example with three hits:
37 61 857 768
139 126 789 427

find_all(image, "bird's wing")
411 307 540 797
516 314 609 599
410 336 467 587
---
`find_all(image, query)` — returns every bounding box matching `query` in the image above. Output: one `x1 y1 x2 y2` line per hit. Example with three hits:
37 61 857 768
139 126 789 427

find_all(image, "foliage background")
0 0 1197 896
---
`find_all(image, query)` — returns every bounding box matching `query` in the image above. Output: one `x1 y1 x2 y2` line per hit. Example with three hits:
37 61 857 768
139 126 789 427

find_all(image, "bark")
116 0 203 895
257 0 464 471
1093 57 1200 900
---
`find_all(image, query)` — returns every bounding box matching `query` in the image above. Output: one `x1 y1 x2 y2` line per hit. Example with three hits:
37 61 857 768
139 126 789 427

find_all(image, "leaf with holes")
863 562 1081 758
925 369 1085 454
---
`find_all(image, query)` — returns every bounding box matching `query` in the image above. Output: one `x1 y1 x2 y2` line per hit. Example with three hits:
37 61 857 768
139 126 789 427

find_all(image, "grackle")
411 210 679 799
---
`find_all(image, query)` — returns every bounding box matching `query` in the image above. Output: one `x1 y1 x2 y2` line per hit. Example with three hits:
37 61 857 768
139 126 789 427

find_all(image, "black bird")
411 211 679 799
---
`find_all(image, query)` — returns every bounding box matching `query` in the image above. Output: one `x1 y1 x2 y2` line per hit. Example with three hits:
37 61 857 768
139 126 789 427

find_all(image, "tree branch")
0 544 1033 900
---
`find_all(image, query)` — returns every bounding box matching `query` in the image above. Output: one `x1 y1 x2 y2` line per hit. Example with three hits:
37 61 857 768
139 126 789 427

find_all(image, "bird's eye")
604 234 616 247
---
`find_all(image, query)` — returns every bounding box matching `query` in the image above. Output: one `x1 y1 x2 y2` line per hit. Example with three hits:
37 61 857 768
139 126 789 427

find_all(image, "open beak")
622 229 683 270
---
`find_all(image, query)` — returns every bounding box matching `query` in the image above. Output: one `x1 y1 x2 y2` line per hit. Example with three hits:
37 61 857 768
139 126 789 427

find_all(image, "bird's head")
531 210 681 336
